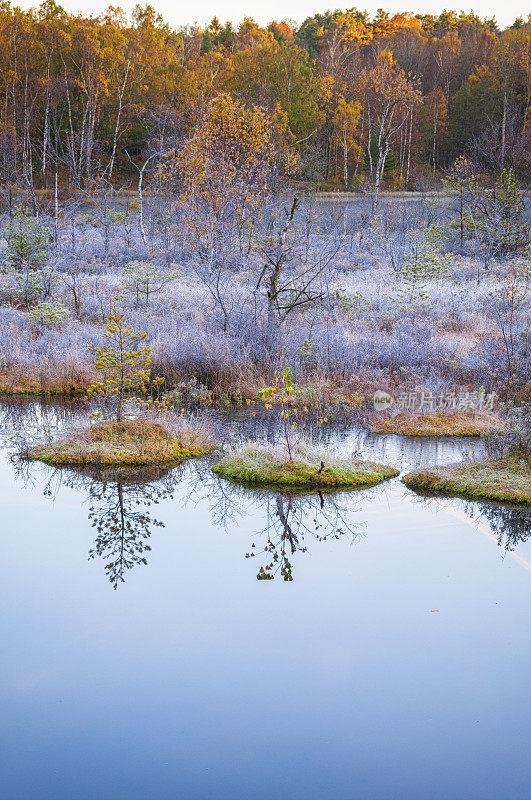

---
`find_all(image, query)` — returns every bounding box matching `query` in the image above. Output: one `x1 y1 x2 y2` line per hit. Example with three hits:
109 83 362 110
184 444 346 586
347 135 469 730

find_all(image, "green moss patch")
402 457 531 506
25 419 214 467
212 441 399 488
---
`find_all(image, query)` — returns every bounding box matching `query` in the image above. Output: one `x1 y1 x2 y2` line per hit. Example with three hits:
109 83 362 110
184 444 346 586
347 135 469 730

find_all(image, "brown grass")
0 362 94 396
368 411 506 437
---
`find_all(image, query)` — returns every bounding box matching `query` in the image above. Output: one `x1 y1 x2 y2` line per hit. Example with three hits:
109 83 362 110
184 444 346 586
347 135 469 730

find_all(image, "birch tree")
362 50 421 211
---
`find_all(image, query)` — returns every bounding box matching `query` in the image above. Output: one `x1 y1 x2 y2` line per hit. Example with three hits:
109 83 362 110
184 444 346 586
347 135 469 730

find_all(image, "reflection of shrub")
29 301 70 328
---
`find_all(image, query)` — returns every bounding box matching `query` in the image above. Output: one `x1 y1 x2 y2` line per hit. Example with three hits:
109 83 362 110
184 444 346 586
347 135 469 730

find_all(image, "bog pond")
1 399 530 800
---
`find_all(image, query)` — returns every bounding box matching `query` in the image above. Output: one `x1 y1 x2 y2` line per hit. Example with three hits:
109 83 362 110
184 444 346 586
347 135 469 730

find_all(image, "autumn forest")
1 1 530 195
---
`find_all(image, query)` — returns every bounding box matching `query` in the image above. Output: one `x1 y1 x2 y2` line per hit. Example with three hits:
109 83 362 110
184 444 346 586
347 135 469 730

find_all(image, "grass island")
212 441 399 488
368 411 505 437
402 457 531 506
24 418 215 468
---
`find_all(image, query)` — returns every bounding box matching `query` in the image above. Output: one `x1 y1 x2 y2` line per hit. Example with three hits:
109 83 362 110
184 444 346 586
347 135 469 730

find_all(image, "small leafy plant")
400 223 452 281
0 266 57 309
259 367 297 460
122 260 177 307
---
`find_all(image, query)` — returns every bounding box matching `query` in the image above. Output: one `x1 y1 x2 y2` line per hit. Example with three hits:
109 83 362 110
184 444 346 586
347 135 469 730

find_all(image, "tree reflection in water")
250 492 361 581
85 469 176 588
38 463 179 588
417 493 531 555
472 502 531 552
185 467 365 581
14 448 531 586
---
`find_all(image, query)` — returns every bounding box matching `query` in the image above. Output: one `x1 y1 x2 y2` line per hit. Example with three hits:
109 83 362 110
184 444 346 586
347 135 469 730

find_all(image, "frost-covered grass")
0 264 507 397
212 440 399 487
0 199 529 405
402 457 531 506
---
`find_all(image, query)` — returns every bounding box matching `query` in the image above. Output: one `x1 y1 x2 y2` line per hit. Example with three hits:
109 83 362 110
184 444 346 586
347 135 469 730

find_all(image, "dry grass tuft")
368 411 505 437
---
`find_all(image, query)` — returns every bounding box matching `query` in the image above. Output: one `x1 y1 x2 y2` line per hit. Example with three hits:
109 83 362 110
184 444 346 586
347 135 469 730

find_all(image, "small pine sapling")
88 308 151 422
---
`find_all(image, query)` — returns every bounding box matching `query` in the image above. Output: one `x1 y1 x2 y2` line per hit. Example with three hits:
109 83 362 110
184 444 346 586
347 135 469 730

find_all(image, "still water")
1 400 530 800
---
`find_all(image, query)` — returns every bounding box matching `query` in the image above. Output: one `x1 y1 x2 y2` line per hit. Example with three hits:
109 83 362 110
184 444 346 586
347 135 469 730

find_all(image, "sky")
18 0 529 30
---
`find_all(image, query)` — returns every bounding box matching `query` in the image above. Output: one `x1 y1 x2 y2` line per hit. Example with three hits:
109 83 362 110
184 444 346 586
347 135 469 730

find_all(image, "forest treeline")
0 0 530 196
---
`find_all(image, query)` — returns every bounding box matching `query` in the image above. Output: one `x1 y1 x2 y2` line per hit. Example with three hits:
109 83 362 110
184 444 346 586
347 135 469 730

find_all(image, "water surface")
1 400 530 800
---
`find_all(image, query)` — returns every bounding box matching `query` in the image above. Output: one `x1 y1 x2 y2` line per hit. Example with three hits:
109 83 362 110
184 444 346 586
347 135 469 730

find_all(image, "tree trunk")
343 132 348 190
500 88 507 169
54 171 59 243
107 61 130 182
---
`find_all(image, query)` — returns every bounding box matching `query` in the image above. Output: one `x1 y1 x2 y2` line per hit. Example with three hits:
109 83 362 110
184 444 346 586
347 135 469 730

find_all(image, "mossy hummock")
402 457 531 506
369 411 505 437
212 441 399 488
25 419 214 467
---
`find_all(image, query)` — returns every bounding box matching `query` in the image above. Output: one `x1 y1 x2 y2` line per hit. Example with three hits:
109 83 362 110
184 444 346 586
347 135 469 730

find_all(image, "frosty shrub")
0 306 31 367
88 308 151 422
382 224 454 313
486 402 531 464
478 169 529 256
2 209 51 270
401 223 452 281
29 301 71 329
333 288 370 315
0 267 57 308
122 260 177 307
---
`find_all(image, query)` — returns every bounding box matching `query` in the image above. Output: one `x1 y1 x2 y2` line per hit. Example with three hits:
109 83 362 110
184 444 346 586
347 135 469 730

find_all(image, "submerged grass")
369 411 505 437
402 457 531 506
212 440 399 488
25 416 215 467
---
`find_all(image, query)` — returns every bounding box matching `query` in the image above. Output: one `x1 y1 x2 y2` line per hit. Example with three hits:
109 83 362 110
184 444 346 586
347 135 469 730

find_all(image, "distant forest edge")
0 1 530 197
